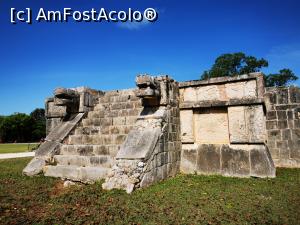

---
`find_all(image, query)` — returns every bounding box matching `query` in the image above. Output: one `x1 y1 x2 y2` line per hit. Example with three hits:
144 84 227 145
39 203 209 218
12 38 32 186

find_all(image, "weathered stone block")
117 128 161 160
100 118 113 126
82 135 93 144
115 135 126 145
125 116 137 125
228 106 248 143
197 85 220 101
282 129 291 140
246 105 265 143
266 111 277 120
93 145 109 155
288 120 294 129
46 118 61 135
82 119 92 127
277 111 287 120
291 129 300 140
108 145 120 157
182 87 197 102
44 165 109 183
180 145 197 173
269 147 279 159
266 121 277 130
277 141 289 159
180 110 194 143
194 108 229 144
92 118 101 126
126 109 139 117
35 141 61 158
287 110 294 120
140 172 154 188
124 125 134 134
250 146 275 177
276 89 288 104
109 126 120 134
267 130 281 141
92 135 103 145
156 153 164 167
290 140 300 159
46 101 67 118
289 87 300 103
23 158 46 176
221 145 250 177
294 108 300 120
113 117 126 126
278 121 288 129
196 144 221 174
294 119 300 128
225 80 256 99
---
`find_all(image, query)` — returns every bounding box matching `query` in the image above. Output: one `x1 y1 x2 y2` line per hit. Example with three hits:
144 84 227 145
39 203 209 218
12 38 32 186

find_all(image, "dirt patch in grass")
49 180 67 197
0 158 300 225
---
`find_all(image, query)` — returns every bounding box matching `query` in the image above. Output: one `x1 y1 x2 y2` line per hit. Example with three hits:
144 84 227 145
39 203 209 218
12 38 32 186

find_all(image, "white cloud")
117 19 151 30
116 8 163 30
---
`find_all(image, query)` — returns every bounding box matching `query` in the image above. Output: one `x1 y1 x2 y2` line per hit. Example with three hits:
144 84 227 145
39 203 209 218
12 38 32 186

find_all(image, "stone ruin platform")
23 73 300 193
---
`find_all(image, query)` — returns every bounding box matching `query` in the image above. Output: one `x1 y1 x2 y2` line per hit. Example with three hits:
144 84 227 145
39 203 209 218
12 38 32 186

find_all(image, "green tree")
265 69 298 87
0 113 34 143
30 108 45 122
0 108 46 143
0 116 5 143
30 108 46 141
201 52 268 80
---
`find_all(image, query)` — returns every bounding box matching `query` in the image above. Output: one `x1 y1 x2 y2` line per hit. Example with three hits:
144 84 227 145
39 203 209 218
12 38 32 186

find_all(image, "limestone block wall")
24 88 143 179
63 89 143 158
264 87 300 167
179 73 275 177
102 76 182 193
138 104 181 187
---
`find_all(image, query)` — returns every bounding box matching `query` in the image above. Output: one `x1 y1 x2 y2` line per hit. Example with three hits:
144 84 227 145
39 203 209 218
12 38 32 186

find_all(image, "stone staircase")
43 89 142 183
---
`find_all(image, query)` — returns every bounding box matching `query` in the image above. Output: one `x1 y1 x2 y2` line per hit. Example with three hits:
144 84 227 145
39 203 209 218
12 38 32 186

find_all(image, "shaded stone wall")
45 98 66 135
179 73 275 177
265 87 300 167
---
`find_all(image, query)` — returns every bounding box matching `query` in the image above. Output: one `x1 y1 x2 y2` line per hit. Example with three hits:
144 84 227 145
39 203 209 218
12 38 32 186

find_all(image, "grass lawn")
0 158 299 225
0 143 38 154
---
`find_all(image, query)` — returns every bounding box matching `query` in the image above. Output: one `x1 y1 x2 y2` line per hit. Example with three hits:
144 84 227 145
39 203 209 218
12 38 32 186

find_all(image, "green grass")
0 143 38 154
0 158 300 225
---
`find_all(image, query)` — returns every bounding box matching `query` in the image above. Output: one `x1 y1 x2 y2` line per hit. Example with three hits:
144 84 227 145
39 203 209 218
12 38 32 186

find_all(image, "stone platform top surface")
179 72 262 88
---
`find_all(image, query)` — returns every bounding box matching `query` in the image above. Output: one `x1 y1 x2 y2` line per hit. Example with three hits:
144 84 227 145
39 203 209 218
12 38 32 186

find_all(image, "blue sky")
0 0 300 115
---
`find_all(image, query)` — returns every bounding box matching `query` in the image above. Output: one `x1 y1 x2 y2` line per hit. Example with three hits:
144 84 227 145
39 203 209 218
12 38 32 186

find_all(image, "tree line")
0 108 46 143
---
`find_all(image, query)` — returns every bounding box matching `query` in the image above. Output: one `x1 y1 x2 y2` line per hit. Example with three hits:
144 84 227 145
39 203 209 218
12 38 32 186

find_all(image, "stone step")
74 125 135 136
97 95 140 104
68 134 127 145
75 126 101 135
60 144 119 157
53 155 113 168
87 111 105 119
81 116 138 128
43 165 109 183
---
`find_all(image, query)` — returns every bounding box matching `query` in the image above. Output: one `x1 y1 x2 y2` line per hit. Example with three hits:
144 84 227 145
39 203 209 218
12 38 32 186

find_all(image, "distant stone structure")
23 73 299 193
